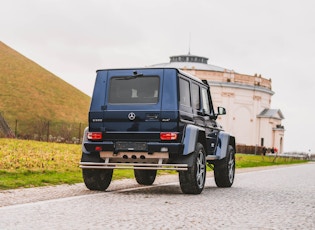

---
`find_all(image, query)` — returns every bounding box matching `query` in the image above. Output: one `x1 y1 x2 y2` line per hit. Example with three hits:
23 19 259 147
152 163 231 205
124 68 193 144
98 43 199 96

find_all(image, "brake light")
87 132 102 140
160 132 178 140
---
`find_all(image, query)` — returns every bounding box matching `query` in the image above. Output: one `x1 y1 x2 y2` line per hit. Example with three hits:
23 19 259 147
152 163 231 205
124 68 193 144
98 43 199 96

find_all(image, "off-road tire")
134 169 157 185
179 143 206 194
82 169 113 191
214 145 235 187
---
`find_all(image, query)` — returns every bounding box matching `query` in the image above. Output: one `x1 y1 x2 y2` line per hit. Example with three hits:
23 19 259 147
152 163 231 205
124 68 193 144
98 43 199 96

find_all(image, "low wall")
236 145 264 155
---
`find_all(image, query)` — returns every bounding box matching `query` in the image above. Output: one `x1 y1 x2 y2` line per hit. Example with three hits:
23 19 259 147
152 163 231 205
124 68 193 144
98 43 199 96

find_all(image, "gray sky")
1 0 315 153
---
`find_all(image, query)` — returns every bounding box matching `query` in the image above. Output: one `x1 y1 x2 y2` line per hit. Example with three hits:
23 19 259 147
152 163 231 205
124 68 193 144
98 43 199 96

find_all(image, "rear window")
109 76 160 104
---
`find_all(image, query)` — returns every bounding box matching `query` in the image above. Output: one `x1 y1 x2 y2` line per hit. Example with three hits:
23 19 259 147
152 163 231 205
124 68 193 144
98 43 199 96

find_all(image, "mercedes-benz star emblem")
128 112 136 121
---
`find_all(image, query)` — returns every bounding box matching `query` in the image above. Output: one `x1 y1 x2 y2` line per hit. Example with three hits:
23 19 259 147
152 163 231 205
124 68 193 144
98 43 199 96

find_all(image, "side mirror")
217 107 226 115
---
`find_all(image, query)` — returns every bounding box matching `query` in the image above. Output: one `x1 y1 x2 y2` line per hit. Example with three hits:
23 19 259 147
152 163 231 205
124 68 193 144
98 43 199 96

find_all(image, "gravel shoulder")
0 164 305 207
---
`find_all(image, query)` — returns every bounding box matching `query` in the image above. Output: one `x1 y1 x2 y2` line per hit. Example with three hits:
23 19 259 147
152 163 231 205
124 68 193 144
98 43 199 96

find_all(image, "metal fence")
0 117 87 144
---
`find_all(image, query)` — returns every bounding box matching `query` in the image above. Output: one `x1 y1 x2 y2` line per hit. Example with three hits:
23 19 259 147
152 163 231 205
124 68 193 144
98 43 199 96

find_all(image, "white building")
152 54 285 153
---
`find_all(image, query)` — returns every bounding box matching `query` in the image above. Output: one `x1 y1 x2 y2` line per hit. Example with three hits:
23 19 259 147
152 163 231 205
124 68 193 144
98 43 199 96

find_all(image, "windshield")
108 76 160 104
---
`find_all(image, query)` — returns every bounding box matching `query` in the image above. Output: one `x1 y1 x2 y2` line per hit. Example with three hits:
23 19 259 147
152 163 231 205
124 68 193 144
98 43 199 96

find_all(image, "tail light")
160 132 178 140
87 132 102 140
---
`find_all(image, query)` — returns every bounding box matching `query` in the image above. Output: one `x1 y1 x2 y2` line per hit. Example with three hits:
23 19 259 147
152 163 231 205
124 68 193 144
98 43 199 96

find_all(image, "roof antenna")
188 32 191 55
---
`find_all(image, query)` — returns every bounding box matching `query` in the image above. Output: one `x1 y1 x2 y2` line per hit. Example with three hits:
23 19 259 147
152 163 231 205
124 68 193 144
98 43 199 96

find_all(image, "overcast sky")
1 0 315 153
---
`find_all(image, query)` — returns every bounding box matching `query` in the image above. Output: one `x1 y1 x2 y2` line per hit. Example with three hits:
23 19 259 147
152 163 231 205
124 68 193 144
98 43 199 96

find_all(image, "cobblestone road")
0 163 314 229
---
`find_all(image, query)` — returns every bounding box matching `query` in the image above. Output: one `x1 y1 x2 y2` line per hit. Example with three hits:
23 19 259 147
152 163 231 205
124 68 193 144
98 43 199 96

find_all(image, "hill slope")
0 41 91 134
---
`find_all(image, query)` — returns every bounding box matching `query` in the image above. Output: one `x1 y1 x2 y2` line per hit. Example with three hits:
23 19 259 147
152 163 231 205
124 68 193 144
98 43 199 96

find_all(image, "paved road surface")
0 163 314 229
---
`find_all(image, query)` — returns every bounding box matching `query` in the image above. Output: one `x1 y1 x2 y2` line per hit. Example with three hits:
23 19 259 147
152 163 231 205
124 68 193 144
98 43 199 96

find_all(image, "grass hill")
0 41 91 138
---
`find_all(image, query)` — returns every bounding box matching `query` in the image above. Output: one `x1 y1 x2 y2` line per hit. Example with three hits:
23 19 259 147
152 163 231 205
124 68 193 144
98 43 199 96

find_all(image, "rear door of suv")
89 68 180 144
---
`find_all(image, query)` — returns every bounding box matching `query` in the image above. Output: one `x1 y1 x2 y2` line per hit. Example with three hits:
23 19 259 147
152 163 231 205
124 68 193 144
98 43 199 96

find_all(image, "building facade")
152 54 285 153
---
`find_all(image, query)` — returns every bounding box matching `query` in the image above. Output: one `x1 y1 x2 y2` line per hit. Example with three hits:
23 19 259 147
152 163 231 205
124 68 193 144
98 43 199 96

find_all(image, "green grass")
0 170 82 189
0 139 308 190
235 154 307 168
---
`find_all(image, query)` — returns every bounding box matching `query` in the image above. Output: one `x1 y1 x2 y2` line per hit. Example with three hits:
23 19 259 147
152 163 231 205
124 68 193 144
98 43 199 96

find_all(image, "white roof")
151 61 230 72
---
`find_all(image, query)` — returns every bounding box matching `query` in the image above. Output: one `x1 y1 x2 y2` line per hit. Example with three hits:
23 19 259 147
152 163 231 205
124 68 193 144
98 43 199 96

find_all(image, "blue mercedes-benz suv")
80 68 236 194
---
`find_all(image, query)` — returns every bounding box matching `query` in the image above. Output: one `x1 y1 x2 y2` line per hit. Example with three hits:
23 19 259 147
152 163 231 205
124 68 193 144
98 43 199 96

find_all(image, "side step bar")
80 162 188 171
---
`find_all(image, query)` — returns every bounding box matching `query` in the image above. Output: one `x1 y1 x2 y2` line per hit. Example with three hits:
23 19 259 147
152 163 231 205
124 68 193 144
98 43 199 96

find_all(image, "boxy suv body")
80 68 236 194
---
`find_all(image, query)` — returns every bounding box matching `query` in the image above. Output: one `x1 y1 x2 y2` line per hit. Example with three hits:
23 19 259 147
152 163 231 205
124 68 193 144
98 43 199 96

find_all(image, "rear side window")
179 78 191 107
109 76 160 104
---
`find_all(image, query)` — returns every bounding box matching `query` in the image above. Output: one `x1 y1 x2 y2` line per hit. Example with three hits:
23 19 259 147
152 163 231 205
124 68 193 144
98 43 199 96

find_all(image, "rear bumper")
81 141 188 170
83 141 184 155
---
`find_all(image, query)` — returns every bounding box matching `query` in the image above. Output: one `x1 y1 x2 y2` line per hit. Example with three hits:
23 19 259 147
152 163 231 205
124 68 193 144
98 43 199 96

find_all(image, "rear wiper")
116 71 144 80
133 71 143 77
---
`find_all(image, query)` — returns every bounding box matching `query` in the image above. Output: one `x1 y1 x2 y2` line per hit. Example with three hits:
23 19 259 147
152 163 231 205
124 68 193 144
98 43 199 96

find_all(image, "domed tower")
152 54 285 153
